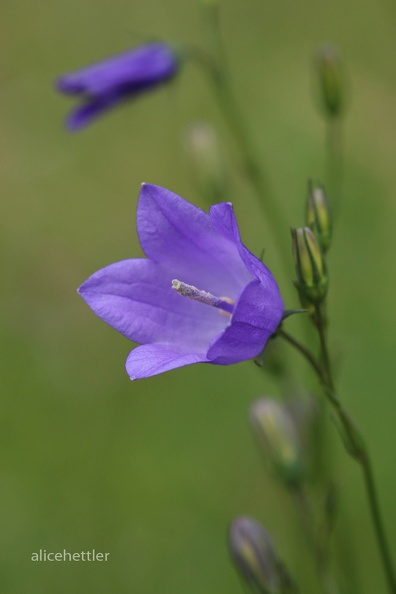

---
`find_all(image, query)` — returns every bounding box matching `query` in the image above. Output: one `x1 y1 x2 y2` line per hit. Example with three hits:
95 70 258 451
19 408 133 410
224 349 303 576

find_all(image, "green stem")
201 3 290 271
280 321 396 593
313 304 332 388
278 329 322 379
362 452 396 592
292 487 340 594
325 116 343 217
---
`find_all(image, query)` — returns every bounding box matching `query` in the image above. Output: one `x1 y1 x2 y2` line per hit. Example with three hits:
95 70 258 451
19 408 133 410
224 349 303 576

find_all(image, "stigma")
172 280 235 315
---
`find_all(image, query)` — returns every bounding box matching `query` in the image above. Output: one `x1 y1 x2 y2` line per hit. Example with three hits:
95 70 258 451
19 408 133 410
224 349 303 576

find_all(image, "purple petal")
78 258 229 347
207 279 284 364
65 97 116 131
125 343 207 379
210 202 277 287
64 86 155 131
137 184 252 299
56 43 178 97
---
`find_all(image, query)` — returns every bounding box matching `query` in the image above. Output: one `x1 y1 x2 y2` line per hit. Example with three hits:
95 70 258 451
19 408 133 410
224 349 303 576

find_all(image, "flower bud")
291 227 328 304
316 44 344 118
305 181 332 252
250 399 304 486
229 517 281 594
184 122 227 202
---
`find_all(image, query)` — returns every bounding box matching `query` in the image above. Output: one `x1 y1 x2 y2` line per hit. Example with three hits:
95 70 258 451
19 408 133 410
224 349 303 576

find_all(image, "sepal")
305 181 332 252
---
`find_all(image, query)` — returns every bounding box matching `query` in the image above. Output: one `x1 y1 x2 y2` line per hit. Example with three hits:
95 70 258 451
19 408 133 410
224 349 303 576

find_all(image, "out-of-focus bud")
305 181 332 252
316 43 344 119
184 122 227 202
291 227 328 304
250 399 304 486
229 517 281 594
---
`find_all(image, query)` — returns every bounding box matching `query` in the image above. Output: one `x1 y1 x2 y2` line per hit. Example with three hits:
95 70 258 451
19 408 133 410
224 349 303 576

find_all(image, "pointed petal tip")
77 280 88 295
139 182 159 194
56 76 76 94
65 113 87 133
138 182 153 199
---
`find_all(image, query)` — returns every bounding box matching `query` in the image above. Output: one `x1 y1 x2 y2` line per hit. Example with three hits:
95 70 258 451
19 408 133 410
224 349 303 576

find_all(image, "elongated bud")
291 227 328 304
184 122 227 202
316 44 344 118
305 181 332 252
229 517 282 594
250 399 304 486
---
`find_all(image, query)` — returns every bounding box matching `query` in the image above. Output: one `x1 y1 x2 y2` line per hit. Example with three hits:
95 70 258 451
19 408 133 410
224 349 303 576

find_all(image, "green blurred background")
2 0 396 592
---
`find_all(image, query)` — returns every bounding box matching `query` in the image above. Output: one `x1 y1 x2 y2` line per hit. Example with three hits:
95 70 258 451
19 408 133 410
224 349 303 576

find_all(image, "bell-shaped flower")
78 184 284 379
56 43 179 131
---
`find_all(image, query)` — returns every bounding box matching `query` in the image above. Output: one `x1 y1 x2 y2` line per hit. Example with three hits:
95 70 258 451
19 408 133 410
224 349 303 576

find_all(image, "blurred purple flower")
56 43 179 131
78 185 284 379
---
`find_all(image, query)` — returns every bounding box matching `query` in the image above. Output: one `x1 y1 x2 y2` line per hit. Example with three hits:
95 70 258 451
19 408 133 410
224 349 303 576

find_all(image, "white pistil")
172 279 235 315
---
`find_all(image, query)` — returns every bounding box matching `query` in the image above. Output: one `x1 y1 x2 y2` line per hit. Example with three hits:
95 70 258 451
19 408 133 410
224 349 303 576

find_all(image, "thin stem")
292 487 340 594
280 321 396 593
313 304 332 387
278 329 322 379
362 452 396 593
293 486 317 551
325 116 343 217
201 3 290 271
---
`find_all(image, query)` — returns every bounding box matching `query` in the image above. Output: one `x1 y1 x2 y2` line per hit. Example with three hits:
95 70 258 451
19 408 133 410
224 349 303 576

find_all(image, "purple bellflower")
56 43 179 131
78 185 284 379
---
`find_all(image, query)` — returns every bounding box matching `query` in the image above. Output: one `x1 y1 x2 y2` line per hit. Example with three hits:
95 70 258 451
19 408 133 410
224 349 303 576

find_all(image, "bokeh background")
2 0 396 592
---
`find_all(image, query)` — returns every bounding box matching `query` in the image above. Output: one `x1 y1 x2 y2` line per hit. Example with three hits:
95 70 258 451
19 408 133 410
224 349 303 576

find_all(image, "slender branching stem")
280 313 396 593
278 329 322 379
325 116 343 217
199 3 290 272
292 486 340 594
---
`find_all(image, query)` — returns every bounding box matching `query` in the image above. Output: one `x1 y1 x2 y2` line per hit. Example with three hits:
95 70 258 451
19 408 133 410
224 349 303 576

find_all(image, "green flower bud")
291 227 328 304
316 44 344 118
250 399 304 486
229 517 282 594
305 181 332 252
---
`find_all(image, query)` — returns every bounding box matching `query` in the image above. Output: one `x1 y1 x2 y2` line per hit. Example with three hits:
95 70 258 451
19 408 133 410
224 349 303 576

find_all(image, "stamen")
172 279 235 314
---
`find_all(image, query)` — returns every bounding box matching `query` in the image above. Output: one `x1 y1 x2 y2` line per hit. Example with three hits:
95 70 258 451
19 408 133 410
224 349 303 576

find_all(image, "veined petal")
78 258 228 347
210 202 278 288
126 343 207 379
207 279 283 364
137 184 252 298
